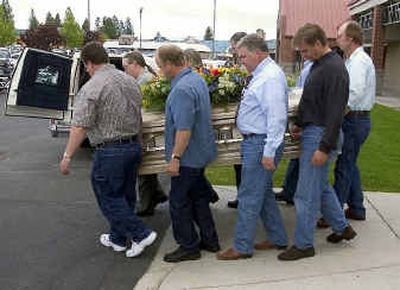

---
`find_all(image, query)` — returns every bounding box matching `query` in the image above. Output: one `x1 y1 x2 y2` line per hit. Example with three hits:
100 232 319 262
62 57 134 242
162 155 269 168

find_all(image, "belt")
242 133 265 139
95 135 137 148
347 111 370 117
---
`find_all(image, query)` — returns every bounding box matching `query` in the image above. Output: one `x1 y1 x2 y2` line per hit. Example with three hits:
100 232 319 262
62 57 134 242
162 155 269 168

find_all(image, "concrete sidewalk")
134 186 400 290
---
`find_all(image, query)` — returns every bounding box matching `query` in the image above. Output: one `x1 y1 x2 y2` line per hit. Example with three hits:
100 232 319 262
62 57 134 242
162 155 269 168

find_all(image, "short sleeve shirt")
72 64 142 146
164 67 217 168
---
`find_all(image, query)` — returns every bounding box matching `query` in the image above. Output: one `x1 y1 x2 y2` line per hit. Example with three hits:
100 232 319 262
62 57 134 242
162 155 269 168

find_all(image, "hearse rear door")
5 48 74 120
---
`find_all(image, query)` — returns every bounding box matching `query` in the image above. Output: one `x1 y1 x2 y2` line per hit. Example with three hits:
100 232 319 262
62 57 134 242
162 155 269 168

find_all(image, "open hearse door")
5 48 76 120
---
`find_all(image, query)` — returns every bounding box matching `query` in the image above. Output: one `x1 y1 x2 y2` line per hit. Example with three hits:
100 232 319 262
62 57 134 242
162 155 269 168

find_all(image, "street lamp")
212 0 216 59
139 7 143 49
87 0 91 30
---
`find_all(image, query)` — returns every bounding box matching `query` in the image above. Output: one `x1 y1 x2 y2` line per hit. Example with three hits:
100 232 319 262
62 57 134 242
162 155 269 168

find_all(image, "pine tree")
45 12 56 25
2 0 13 22
60 7 84 48
82 18 90 32
29 8 39 30
0 4 16 45
101 16 118 39
54 13 61 27
204 26 213 41
125 17 133 35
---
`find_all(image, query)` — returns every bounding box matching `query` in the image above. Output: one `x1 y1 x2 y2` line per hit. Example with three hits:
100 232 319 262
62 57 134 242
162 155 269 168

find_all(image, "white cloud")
10 0 279 40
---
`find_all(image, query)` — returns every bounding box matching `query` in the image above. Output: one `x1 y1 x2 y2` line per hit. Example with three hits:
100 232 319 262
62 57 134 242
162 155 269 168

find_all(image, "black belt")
95 135 137 148
242 133 264 139
347 111 370 117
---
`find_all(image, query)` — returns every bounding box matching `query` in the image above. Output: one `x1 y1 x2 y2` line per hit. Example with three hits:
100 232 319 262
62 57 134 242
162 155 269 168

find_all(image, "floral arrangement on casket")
141 66 248 111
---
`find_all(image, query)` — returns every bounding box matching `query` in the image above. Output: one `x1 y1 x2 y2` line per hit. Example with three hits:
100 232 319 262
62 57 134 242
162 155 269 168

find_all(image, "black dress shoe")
345 208 366 221
278 246 315 261
200 242 221 253
163 247 201 263
326 225 357 244
275 192 294 206
136 207 155 217
227 199 238 209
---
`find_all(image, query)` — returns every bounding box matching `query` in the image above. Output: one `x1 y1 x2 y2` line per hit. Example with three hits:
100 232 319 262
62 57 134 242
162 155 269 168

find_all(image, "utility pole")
139 7 143 49
213 0 217 59
87 0 91 30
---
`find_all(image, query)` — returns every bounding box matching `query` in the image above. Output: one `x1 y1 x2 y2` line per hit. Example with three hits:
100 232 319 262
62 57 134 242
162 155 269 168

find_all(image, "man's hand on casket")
166 158 180 176
262 156 276 171
290 124 303 140
311 150 329 166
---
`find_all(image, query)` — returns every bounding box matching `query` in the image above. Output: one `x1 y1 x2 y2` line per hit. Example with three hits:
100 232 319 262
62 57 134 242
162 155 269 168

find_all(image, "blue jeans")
91 141 152 246
169 166 219 251
234 135 288 254
294 125 348 249
282 158 299 202
334 115 371 216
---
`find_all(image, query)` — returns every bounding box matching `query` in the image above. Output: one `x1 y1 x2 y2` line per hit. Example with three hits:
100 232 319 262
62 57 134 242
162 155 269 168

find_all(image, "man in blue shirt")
155 44 220 263
334 21 376 221
217 34 288 260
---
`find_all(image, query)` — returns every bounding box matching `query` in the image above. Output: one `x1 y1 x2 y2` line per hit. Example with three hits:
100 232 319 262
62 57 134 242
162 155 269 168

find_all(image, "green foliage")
206 105 400 193
54 13 61 27
0 4 16 46
45 12 55 25
82 18 90 32
141 78 171 111
29 8 39 30
124 17 133 35
101 16 118 39
286 74 297 88
60 7 84 48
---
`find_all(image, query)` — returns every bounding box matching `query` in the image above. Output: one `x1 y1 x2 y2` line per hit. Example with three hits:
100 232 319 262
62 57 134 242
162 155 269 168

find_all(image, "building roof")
348 0 389 15
279 0 351 38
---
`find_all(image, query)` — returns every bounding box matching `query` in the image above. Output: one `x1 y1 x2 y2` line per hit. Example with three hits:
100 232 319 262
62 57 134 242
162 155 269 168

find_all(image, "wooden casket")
138 89 302 175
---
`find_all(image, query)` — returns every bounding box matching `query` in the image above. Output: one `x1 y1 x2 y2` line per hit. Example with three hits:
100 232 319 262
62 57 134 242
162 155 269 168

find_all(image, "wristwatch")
63 152 72 160
171 153 181 161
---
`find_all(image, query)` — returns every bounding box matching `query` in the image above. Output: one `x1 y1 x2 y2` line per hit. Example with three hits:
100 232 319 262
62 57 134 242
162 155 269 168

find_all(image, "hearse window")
35 65 60 86
78 56 124 89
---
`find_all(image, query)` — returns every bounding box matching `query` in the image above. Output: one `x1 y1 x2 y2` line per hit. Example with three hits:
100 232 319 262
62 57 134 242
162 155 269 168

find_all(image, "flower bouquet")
141 66 248 111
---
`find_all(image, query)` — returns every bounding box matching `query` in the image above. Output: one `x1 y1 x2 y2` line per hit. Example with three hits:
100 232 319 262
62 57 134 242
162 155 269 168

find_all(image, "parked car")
0 49 13 91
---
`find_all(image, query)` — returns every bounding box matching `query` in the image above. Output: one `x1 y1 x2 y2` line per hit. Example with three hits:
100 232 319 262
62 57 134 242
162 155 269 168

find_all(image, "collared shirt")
345 47 376 111
165 67 217 168
72 64 142 146
297 60 313 88
136 69 154 86
237 57 288 158
298 51 349 154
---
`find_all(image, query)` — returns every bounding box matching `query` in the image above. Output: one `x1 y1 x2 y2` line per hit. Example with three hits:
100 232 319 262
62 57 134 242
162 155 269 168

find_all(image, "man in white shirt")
334 20 376 221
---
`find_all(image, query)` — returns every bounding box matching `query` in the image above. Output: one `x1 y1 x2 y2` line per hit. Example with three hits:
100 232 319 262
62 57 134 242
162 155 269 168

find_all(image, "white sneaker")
126 231 157 258
100 234 127 252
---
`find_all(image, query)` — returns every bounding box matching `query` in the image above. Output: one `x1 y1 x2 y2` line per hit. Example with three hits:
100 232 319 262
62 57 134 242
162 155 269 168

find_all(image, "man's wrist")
171 153 181 161
63 152 72 160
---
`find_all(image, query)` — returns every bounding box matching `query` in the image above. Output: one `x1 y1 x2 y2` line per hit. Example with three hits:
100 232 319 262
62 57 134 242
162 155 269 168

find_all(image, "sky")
9 0 280 40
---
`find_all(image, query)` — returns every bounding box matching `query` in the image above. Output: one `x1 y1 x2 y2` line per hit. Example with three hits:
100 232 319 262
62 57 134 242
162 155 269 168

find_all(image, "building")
349 0 400 97
277 0 350 72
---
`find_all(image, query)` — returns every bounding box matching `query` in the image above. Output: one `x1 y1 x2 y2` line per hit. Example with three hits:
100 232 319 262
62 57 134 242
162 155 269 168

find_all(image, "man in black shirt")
278 24 357 261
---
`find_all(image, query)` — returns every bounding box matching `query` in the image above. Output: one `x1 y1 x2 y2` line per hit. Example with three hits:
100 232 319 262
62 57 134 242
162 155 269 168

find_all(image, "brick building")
277 0 350 72
349 0 400 97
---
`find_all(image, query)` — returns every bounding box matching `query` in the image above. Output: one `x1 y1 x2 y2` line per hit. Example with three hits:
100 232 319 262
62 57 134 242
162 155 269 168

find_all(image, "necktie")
235 75 253 124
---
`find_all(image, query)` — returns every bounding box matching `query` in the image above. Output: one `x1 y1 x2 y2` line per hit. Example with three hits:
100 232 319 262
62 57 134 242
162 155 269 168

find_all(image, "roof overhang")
349 0 389 15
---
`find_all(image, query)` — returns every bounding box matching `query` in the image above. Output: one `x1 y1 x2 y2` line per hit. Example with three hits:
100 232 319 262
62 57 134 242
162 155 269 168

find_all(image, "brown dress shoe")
316 217 330 229
254 240 287 250
216 247 252 260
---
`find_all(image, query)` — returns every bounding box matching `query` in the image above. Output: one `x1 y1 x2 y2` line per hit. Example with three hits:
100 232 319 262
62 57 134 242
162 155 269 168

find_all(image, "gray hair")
237 33 268 52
